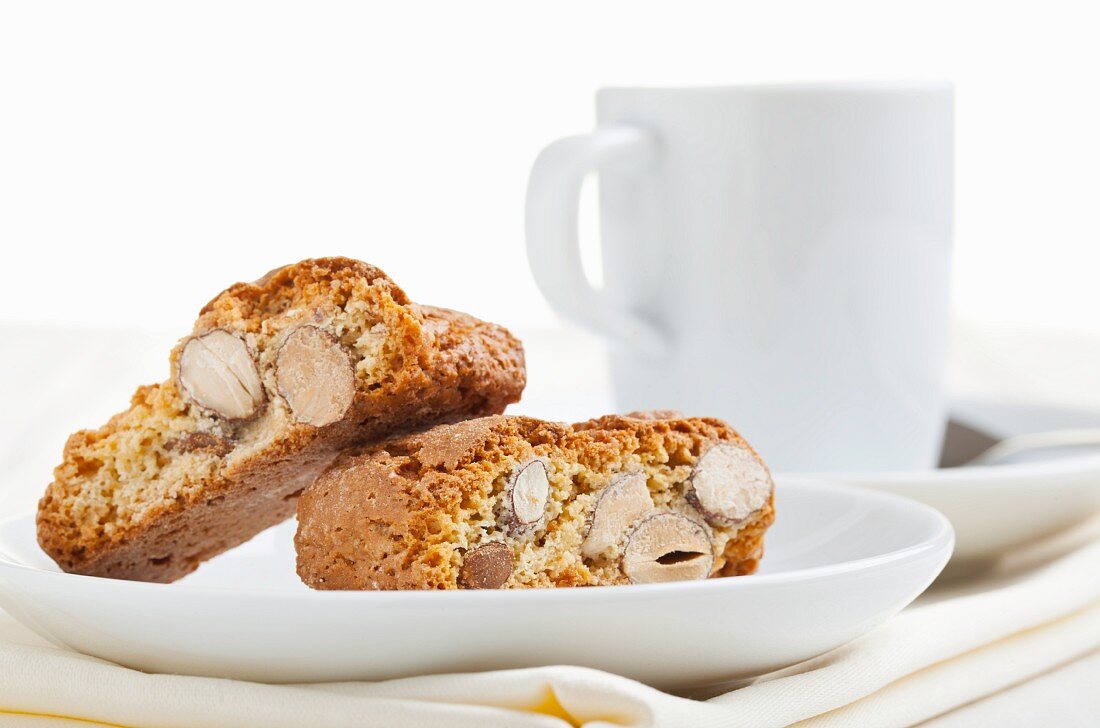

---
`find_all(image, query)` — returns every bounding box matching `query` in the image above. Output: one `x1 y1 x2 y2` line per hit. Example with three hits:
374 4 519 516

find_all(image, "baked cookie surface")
37 257 525 582
295 412 775 590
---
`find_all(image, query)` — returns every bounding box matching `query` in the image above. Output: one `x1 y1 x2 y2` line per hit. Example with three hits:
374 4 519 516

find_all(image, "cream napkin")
2 519 1100 728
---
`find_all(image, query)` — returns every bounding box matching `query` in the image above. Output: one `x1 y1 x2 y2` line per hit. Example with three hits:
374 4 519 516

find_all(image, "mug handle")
525 126 668 359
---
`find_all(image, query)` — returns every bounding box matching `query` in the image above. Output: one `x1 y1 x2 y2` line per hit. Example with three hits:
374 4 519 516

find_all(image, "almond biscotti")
295 412 774 589
37 257 525 582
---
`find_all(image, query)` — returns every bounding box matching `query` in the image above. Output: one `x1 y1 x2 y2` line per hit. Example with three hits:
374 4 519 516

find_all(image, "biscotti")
37 257 525 582
295 412 774 589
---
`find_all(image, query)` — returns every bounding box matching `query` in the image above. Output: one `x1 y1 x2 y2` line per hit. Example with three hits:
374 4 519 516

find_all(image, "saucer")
825 398 1100 564
0 480 951 688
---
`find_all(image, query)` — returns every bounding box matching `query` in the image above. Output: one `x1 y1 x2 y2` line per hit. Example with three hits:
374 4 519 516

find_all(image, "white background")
1 0 1098 335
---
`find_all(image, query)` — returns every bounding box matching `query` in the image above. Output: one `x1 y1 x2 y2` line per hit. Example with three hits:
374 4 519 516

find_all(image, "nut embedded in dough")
581 473 654 559
177 329 265 420
686 443 773 527
621 511 713 584
164 431 233 456
459 542 513 589
275 325 356 427
508 459 550 527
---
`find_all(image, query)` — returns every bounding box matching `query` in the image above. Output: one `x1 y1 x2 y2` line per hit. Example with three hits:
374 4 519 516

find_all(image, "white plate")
824 399 1100 565
0 481 951 688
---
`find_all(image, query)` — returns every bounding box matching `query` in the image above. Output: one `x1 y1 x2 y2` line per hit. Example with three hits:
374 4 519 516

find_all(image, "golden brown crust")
37 258 525 582
198 257 408 321
296 413 775 590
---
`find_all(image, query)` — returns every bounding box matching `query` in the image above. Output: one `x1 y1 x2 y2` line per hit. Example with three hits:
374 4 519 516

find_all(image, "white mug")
526 82 953 472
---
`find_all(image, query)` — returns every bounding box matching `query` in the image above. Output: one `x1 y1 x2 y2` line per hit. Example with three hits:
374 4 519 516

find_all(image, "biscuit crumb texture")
37 258 525 582
296 413 775 589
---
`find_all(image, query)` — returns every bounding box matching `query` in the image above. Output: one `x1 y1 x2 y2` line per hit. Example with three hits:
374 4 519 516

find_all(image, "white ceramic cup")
526 82 953 472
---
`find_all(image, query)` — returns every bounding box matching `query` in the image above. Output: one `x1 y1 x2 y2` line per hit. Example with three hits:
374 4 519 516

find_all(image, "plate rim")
0 480 954 602
795 396 1100 486
816 451 1100 486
